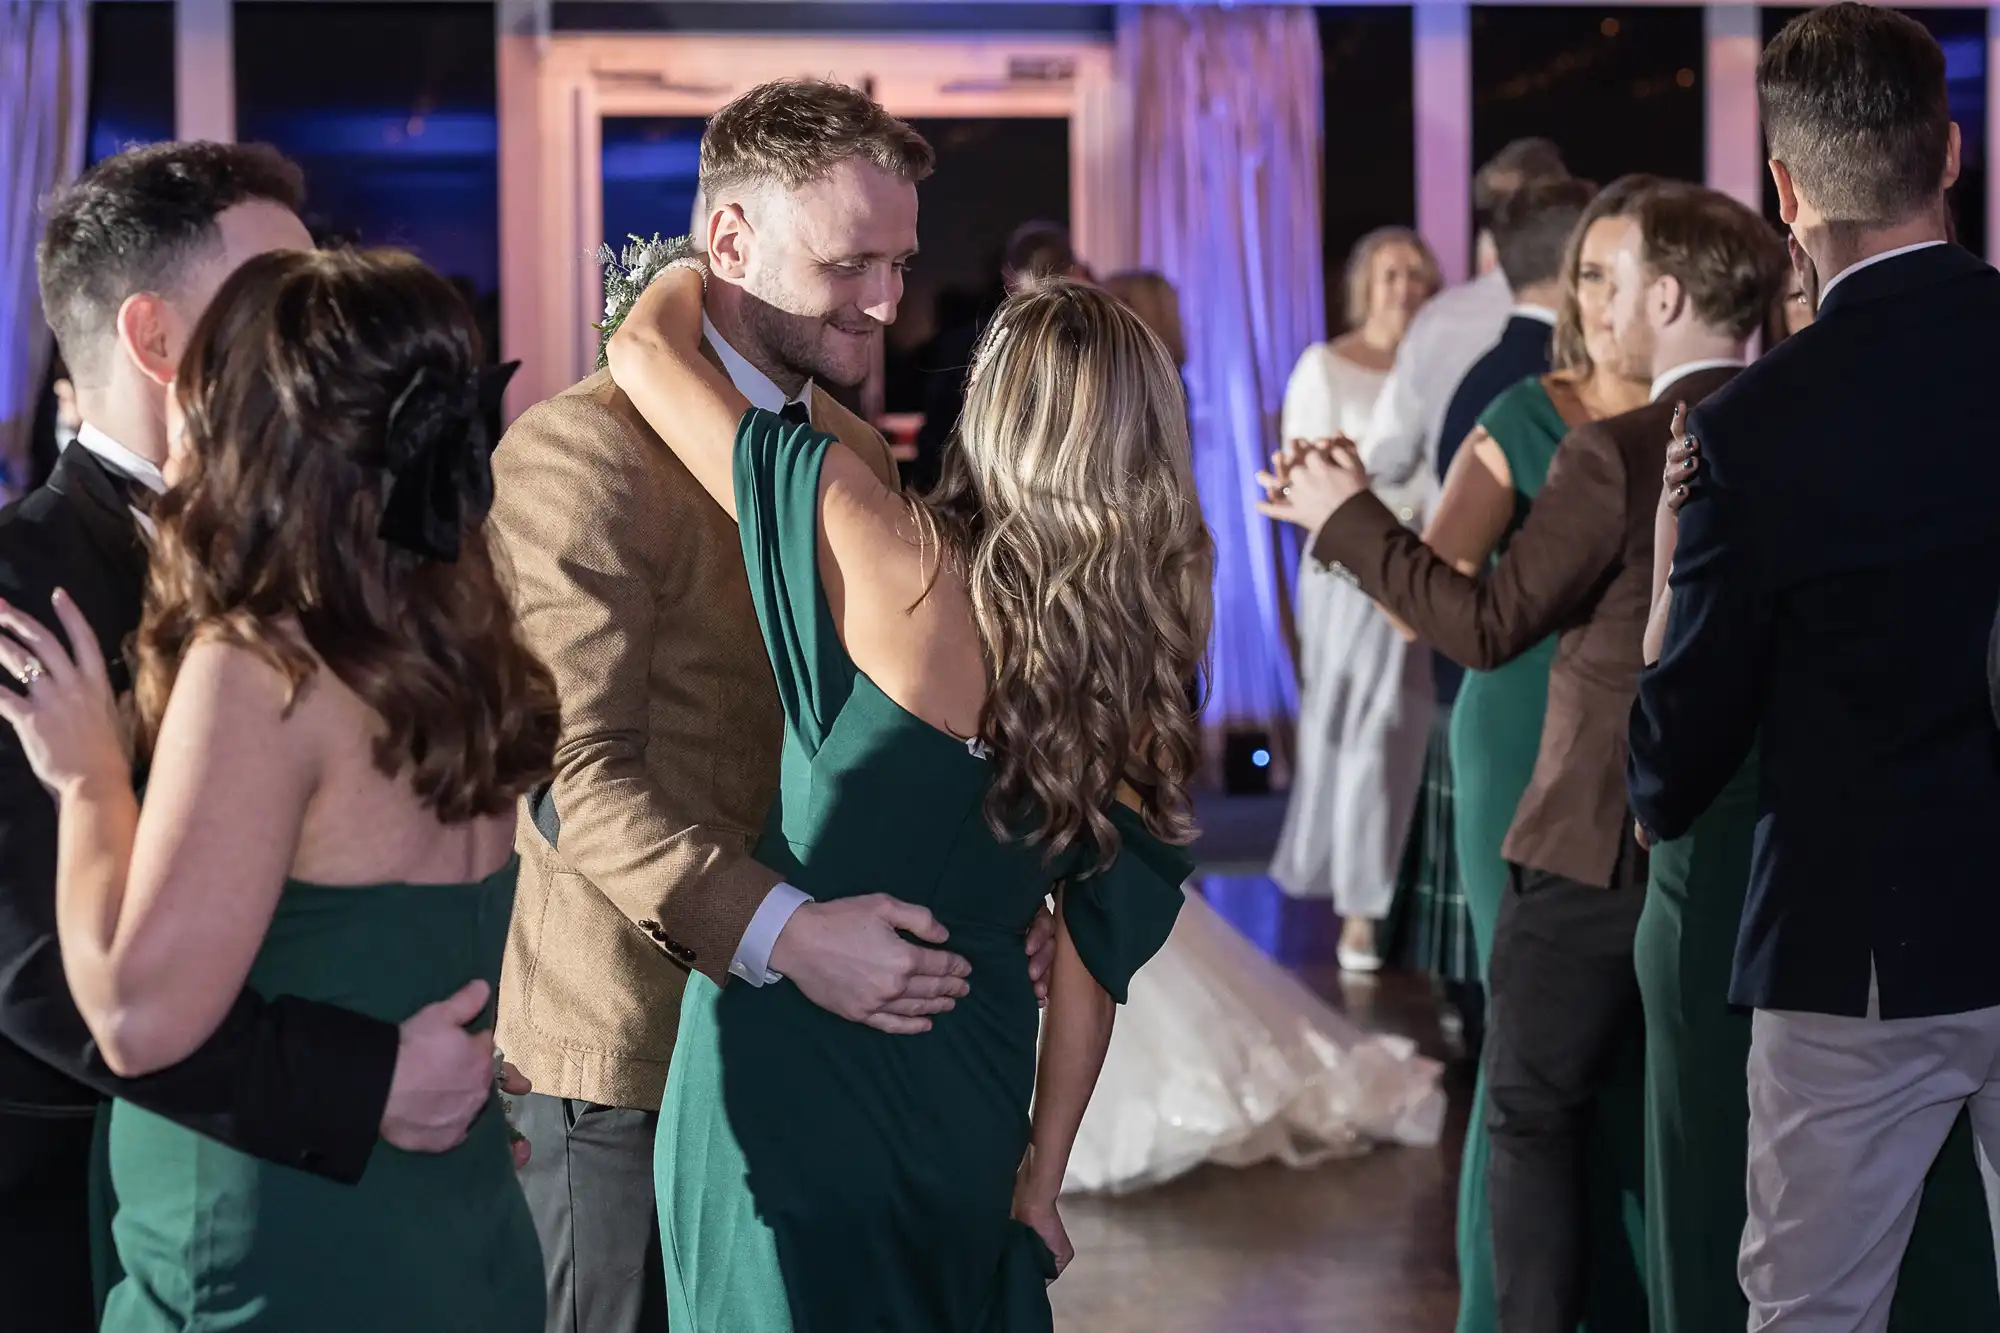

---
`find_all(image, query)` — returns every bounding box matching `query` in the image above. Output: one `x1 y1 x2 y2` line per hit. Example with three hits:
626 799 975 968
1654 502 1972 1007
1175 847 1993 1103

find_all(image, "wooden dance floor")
1051 799 1471 1333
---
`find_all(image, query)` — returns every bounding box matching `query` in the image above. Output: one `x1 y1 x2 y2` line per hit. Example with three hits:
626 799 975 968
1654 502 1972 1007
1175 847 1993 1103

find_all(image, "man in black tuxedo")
1628 7 2000 1324
0 142 505 1331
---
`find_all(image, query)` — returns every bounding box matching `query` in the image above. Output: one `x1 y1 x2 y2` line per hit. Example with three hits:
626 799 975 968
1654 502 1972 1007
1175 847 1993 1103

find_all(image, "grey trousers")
1743 993 2000 1331
515 1092 669 1333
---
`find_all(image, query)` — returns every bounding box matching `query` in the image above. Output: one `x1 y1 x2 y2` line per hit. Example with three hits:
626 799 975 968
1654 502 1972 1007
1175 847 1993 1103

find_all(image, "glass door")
504 34 1120 415
880 116 1071 461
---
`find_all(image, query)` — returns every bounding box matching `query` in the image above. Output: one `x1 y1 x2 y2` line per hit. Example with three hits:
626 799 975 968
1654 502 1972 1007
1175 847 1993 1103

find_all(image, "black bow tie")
779 400 812 427
86 452 156 519
105 470 150 511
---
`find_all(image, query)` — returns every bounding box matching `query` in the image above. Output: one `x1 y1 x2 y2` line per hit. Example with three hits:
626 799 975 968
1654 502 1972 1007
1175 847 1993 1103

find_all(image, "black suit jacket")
0 445 397 1179
1629 244 2000 1019
1426 312 1556 705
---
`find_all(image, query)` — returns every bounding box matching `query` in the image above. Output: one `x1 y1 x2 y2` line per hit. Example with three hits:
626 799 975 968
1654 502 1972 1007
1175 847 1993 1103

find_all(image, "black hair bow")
378 360 520 562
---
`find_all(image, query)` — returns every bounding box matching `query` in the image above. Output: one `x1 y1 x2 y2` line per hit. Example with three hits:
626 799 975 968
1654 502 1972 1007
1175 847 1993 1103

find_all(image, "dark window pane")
888 117 1070 414
1473 7 1705 189
235 2 501 349
1320 7 1415 331
1760 8 1985 259
87 2 175 165
601 116 706 262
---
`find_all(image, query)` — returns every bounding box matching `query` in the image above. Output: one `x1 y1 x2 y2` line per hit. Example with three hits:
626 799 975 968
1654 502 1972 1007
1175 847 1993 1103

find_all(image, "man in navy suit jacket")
1426 180 1591 710
1433 178 1590 481
1628 7 2000 1323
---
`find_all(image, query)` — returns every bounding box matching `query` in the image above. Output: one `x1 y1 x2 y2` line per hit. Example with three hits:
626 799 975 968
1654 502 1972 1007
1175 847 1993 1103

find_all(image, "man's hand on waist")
381 979 502 1154
769 896 972 1035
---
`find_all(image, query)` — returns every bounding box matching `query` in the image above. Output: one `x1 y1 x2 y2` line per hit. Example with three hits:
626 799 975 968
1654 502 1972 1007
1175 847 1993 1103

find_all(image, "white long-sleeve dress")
1268 344 1433 920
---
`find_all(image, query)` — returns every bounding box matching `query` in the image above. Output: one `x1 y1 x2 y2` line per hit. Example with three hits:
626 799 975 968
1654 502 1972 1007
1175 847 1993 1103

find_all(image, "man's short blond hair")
699 79 935 202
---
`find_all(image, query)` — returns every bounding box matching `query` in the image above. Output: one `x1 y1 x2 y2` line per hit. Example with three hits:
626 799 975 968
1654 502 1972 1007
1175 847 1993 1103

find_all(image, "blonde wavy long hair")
918 280 1213 871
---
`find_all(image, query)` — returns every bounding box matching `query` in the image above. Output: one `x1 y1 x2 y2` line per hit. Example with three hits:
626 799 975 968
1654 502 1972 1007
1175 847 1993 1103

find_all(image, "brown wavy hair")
135 248 558 823
919 280 1214 871
1551 174 1662 374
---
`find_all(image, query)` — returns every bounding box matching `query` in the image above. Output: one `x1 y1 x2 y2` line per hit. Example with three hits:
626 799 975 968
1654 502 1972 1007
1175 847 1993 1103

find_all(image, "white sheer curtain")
0 0 89 503
1120 4 1324 736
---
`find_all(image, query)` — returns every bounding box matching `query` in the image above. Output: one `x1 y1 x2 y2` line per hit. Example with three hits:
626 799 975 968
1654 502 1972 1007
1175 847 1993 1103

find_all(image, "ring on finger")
1279 484 1293 498
14 658 44 689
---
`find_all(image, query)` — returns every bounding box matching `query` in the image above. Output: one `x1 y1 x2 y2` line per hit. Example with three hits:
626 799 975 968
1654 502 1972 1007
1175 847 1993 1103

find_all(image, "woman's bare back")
813 444 993 746
284 650 517 887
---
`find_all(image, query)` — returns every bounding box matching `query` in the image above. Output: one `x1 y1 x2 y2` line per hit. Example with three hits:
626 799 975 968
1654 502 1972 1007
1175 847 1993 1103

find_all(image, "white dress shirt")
1816 240 1949 305
1649 358 1745 405
1359 267 1513 524
76 422 167 538
703 316 816 986
703 314 813 417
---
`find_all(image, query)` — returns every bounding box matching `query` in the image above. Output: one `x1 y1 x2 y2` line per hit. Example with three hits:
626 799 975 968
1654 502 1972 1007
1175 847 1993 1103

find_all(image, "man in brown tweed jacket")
488 81 1053 1333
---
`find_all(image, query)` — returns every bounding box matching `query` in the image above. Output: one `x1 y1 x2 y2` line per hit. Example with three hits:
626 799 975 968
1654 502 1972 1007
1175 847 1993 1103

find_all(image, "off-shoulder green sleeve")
1060 805 1192 1003
733 406 857 757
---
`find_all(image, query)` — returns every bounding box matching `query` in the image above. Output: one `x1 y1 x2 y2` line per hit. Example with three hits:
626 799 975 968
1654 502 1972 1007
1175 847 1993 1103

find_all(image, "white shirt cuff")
729 882 812 985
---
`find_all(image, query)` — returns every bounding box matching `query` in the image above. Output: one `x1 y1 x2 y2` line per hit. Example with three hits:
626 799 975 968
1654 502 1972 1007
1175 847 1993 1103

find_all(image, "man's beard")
1614 326 1657 383
741 296 871 390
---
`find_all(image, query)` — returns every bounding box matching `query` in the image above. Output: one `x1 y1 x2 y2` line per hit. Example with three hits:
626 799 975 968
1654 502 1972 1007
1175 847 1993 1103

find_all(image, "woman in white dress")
1060 870 1448 1194
1270 229 1440 972
1066 256 1446 1197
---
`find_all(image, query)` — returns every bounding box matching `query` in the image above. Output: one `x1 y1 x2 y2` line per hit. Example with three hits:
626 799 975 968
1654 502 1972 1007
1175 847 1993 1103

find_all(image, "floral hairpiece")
593 232 701 370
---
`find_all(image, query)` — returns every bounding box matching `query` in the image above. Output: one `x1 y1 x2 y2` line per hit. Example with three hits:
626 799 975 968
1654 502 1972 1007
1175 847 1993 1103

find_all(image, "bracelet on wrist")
663 255 709 293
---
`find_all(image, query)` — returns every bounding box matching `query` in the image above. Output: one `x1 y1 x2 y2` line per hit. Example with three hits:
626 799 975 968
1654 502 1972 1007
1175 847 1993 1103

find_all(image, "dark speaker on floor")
1221 729 1273 796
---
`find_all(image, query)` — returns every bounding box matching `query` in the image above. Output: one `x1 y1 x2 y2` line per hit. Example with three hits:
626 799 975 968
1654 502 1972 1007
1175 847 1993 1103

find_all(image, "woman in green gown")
608 261 1206 1331
0 251 554 1330
1423 177 1658 1333
1637 366 1998 1332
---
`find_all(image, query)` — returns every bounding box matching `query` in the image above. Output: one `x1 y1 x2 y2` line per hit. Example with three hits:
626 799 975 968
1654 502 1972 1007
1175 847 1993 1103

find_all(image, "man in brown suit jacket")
1261 183 1782 1331
489 82 1052 1333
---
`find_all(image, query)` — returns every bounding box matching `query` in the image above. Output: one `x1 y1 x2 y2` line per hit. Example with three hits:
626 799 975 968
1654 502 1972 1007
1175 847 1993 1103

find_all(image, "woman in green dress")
0 250 555 1330
1637 367 1998 1332
1421 177 1658 1333
608 259 1207 1331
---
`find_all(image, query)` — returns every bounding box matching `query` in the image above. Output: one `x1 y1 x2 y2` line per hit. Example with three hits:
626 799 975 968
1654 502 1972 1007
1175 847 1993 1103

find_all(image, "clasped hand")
1254 436 1373 536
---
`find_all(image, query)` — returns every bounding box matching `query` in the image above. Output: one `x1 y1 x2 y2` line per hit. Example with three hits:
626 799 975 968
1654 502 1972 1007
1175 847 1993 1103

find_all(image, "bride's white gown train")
1061 885 1447 1195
